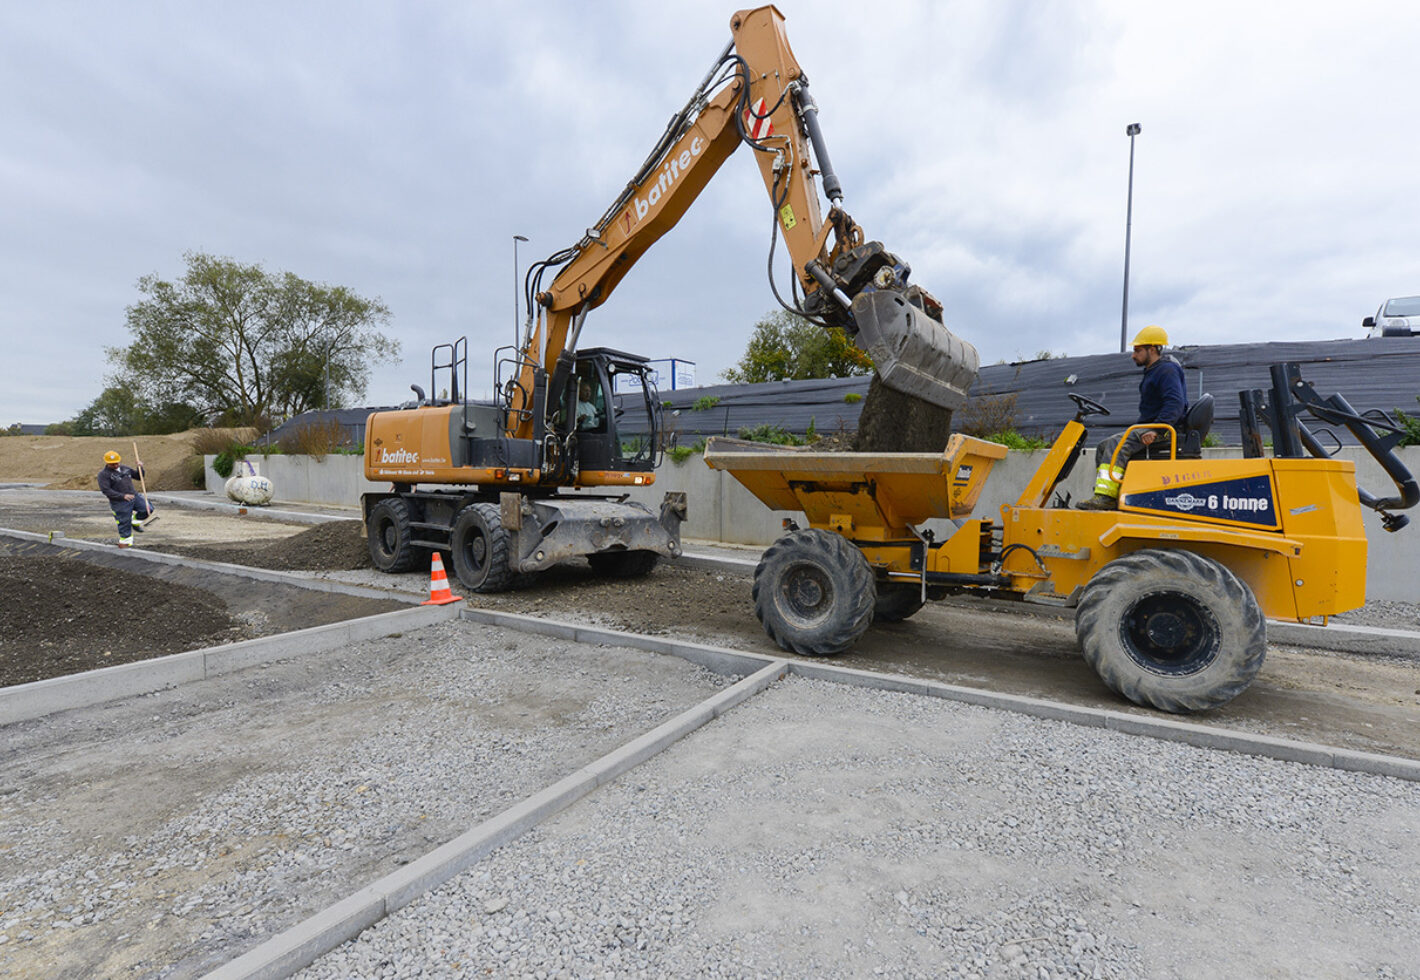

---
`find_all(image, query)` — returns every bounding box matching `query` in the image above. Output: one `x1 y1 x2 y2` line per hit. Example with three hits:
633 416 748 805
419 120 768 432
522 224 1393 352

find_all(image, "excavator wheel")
1075 549 1266 713
450 502 515 593
873 583 925 623
587 550 659 579
753 529 876 656
367 498 419 573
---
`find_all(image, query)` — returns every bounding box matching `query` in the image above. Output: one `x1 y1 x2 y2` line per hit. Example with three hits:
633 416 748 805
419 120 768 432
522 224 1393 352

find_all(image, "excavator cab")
563 348 663 481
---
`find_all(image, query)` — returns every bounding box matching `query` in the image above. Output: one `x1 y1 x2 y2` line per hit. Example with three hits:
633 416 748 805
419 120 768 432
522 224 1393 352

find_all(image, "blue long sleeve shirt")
97 464 144 502
1137 355 1188 426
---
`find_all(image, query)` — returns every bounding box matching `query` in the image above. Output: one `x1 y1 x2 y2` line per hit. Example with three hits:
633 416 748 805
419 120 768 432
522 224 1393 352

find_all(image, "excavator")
361 6 978 591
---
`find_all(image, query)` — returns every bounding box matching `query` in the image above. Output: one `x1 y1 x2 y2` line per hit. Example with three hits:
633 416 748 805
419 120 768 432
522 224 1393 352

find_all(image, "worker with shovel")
98 449 157 548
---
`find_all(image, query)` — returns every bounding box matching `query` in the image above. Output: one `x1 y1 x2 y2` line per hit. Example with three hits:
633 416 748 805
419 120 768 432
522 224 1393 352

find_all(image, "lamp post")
512 234 529 349
1119 122 1141 353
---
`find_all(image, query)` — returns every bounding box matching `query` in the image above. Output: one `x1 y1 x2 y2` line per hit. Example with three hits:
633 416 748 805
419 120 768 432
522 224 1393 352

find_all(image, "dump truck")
705 363 1417 712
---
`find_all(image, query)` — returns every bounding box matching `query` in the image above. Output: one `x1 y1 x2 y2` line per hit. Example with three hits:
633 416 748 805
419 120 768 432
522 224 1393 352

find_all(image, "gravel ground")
301 677 1420 980
0 621 733 979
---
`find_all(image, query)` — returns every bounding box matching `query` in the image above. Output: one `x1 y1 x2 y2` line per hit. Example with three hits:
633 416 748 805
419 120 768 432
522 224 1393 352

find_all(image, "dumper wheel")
450 502 514 593
367 498 417 573
753 529 876 656
874 583 925 623
587 550 659 578
1075 549 1266 713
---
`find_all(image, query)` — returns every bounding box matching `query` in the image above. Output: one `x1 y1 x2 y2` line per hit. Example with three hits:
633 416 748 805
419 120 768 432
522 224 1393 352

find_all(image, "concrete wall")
203 454 388 504
207 448 1420 603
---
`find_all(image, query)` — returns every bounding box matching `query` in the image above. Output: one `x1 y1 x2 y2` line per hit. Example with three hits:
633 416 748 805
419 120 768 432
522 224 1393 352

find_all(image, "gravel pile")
303 678 1420 979
0 621 733 979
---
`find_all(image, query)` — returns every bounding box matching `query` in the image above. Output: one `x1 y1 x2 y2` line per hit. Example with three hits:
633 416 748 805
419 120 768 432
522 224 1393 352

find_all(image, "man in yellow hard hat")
97 450 156 548
1077 325 1189 510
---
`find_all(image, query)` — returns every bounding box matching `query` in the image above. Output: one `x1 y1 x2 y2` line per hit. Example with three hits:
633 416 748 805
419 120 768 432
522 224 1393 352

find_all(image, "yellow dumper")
705 363 1417 713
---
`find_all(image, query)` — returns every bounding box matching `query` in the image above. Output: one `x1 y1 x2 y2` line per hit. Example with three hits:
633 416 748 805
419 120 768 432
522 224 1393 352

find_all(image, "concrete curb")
0 605 460 726
145 492 342 525
459 607 779 678
674 550 1420 660
0 527 410 603
0 486 343 525
201 659 789 980
453 608 1420 783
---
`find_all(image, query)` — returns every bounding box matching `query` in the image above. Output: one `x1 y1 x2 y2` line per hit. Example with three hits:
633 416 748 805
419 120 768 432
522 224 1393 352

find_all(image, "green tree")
721 311 873 384
67 383 203 436
111 252 399 426
71 384 147 436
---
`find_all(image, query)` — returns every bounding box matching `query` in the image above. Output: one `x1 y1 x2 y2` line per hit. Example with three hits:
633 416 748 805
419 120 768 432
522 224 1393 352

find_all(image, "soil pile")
0 557 246 686
151 520 371 571
0 431 211 491
853 375 955 453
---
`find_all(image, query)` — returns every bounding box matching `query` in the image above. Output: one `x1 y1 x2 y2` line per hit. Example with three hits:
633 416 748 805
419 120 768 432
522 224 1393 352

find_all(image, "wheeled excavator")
361 6 978 591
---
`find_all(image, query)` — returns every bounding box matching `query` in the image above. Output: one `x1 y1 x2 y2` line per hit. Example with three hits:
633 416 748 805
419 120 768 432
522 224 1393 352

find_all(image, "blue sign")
1123 475 1279 528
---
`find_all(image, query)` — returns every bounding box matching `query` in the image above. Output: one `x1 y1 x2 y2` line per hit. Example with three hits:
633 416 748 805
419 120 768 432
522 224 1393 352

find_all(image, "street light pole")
1120 122 1141 353
513 234 529 350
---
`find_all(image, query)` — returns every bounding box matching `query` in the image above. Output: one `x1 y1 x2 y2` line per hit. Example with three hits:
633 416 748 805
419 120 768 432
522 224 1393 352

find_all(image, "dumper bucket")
851 290 979 411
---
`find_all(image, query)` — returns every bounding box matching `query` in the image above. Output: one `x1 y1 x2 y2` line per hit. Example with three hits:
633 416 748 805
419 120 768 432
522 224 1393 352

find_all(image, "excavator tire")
873 583 925 623
450 502 515 593
1075 548 1266 713
367 498 419 573
587 550 659 578
753 529 876 656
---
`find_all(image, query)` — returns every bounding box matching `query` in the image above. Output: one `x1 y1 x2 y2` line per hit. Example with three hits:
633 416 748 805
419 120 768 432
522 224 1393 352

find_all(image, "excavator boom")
514 4 978 442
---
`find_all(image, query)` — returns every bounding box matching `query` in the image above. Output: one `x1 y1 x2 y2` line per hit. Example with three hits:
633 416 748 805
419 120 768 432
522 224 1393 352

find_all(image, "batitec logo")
378 447 419 465
1125 475 1279 528
628 136 706 227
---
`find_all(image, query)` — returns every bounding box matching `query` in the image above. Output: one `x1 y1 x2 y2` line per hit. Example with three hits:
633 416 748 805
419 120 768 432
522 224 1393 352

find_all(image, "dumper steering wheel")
1069 393 1110 419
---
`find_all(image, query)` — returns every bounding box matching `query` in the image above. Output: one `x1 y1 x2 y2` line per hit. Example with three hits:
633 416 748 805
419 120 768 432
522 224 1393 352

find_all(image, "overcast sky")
4 1 1417 425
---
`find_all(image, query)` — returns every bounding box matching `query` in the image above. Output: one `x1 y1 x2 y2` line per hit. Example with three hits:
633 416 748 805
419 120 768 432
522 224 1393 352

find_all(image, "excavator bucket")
852 290 979 411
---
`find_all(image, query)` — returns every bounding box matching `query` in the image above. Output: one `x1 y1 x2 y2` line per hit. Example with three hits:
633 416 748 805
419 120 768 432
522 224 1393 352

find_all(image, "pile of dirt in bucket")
0 556 248 686
151 520 372 571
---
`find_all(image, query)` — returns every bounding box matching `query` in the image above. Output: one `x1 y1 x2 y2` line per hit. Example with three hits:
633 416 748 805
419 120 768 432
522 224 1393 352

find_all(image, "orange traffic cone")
422 552 461 605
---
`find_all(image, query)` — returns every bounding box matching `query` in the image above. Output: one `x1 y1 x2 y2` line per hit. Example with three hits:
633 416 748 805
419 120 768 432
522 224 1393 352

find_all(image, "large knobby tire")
1075 549 1266 713
587 550 659 579
367 498 418 573
874 583 926 623
753 529 876 656
450 503 515 593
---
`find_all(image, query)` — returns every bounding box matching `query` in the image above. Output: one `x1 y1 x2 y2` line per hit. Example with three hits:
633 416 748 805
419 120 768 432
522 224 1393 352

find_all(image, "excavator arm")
510 4 978 444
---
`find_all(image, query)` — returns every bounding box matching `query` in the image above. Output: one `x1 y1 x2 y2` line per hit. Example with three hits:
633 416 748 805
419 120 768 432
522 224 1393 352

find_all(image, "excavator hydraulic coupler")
851 289 979 411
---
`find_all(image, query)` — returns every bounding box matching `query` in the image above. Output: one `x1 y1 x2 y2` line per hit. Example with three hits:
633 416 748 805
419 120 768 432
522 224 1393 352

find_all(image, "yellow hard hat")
1131 324 1168 347
104 451 121 464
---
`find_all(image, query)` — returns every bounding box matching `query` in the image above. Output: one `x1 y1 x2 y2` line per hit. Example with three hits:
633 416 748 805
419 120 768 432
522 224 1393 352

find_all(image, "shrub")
843 392 862 404
737 424 805 446
983 430 1049 451
1202 432 1223 448
959 392 1020 438
691 396 721 411
668 439 707 464
277 419 348 460
1396 399 1420 447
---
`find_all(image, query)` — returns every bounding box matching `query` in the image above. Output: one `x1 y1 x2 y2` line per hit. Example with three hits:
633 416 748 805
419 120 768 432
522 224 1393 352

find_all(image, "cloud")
2 0 1417 424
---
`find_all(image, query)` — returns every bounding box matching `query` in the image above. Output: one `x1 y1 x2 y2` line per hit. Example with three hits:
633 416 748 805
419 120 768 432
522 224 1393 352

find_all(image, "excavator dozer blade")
851 290 980 411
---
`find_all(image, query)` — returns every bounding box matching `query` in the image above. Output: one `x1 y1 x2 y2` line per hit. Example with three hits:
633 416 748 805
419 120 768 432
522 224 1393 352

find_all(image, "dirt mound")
151 520 371 571
0 431 212 491
0 556 247 686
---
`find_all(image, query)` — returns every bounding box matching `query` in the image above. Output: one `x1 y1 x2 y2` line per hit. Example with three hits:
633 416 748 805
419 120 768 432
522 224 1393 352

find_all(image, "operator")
1077 325 1188 511
575 381 600 431
98 450 157 548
